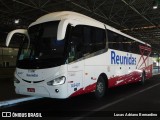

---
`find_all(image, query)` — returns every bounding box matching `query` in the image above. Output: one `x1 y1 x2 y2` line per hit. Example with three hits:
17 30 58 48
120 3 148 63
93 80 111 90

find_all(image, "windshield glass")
17 21 67 69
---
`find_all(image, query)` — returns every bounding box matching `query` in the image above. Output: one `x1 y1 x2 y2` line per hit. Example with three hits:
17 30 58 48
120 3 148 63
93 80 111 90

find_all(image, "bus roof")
29 11 151 47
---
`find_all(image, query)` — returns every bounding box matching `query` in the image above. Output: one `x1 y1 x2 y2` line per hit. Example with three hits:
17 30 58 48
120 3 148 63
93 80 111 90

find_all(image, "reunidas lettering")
111 51 136 65
26 74 38 77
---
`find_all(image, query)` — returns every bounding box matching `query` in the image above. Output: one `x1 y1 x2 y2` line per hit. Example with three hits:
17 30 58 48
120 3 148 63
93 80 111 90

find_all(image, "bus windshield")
17 21 67 69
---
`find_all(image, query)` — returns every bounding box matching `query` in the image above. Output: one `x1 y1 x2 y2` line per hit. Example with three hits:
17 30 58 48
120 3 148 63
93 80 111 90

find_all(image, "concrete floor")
0 78 28 101
0 68 160 119
0 75 160 119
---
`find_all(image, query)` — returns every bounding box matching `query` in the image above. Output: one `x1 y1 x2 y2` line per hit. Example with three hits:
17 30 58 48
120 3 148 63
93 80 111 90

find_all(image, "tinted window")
83 26 92 55
108 30 120 50
92 28 106 52
122 37 132 52
107 30 151 55
17 21 68 69
68 25 106 62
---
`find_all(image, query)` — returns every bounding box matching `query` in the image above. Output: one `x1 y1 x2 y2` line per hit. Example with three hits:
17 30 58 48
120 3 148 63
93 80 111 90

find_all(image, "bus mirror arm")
6 29 28 47
57 19 76 41
57 20 69 41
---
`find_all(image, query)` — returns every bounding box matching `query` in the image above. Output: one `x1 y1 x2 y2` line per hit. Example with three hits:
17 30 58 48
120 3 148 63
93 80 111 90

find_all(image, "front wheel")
95 76 106 99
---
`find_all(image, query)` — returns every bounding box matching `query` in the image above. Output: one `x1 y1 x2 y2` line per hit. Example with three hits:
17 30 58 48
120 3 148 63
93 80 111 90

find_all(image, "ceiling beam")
70 1 127 29
121 0 160 30
13 0 49 13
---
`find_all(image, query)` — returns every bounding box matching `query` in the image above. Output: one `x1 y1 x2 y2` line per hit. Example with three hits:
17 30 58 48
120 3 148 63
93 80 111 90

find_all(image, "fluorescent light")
153 5 158 9
153 0 158 9
14 19 20 24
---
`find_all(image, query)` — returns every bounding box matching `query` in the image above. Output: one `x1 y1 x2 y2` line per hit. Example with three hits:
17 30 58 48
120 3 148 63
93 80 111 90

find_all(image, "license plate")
27 88 35 92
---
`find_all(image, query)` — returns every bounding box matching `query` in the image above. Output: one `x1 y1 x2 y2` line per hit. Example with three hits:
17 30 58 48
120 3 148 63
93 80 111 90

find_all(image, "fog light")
55 89 59 93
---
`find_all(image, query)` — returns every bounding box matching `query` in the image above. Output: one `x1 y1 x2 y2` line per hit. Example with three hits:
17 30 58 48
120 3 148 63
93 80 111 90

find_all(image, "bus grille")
22 79 44 83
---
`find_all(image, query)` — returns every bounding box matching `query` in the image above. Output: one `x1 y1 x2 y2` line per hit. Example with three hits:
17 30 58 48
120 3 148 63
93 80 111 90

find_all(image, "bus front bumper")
15 84 68 99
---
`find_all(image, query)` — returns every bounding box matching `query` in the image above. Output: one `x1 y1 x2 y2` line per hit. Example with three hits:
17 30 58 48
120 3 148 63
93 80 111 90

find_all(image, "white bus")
6 11 152 99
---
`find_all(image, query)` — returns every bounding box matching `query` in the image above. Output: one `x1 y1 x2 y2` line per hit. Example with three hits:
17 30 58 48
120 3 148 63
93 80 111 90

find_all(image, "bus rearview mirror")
57 20 69 41
6 29 28 47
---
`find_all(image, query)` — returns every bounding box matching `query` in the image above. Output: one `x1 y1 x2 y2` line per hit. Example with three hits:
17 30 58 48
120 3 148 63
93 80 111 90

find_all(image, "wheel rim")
97 82 104 94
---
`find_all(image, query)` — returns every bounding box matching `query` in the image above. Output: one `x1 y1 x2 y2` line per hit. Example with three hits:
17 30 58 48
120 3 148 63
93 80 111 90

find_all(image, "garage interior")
0 1 160 119
0 0 160 69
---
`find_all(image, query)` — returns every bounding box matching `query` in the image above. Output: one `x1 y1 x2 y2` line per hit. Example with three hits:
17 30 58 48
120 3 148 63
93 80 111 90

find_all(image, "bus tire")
140 72 146 85
95 76 106 99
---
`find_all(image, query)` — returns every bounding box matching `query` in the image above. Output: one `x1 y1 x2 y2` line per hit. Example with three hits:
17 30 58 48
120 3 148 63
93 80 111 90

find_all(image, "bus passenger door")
67 60 84 96
66 25 84 96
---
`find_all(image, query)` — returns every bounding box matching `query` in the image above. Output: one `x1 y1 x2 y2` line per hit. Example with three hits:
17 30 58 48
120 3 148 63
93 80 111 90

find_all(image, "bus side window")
132 41 140 54
108 31 120 50
127 39 133 52
83 26 92 55
108 31 115 50
108 30 113 49
92 27 106 52
122 37 132 52
119 36 123 51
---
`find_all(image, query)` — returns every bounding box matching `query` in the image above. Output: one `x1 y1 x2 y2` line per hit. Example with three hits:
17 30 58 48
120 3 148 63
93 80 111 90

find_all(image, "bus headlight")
14 77 20 83
47 76 66 86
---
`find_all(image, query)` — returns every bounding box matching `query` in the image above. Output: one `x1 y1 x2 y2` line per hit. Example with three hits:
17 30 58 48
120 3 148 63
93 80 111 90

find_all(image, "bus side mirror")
6 29 28 47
